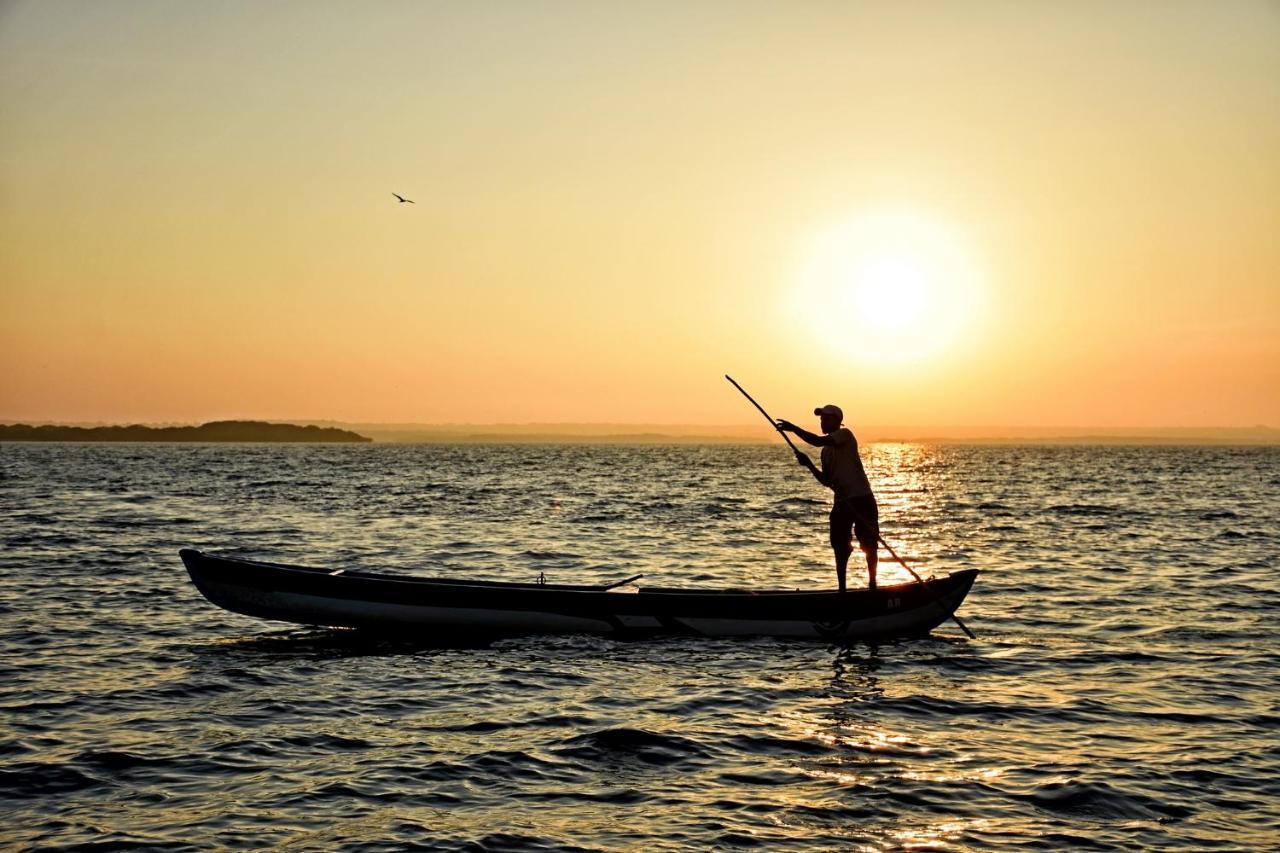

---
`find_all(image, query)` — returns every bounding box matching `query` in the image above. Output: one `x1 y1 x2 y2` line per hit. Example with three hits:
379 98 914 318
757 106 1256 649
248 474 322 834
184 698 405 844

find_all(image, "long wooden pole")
725 375 975 639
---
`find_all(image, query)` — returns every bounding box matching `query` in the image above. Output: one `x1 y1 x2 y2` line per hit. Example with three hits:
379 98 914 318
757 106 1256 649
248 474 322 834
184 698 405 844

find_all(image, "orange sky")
2 2 1277 427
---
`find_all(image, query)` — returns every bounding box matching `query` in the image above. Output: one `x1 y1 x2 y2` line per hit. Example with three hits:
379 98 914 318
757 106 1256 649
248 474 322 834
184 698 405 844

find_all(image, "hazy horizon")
3 416 1276 445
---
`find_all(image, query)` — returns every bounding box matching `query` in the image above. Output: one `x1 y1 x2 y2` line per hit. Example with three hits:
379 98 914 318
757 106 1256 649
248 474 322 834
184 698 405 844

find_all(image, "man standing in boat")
775 405 878 592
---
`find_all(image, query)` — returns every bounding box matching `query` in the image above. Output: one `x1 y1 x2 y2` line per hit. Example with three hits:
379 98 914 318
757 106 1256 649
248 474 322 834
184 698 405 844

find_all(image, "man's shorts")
830 494 879 552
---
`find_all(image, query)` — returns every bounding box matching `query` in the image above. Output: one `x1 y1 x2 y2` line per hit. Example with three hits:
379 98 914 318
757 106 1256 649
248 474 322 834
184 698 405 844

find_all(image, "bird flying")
392 193 414 204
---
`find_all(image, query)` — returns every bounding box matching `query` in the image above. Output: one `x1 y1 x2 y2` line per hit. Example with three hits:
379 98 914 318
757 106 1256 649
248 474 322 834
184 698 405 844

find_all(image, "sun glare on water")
791 209 982 365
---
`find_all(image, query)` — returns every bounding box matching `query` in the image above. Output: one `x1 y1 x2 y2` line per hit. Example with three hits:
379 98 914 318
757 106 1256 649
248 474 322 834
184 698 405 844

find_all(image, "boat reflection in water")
781 646 1001 848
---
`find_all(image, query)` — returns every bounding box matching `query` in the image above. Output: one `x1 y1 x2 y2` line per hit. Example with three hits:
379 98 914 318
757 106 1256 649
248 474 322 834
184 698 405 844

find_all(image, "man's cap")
813 404 843 420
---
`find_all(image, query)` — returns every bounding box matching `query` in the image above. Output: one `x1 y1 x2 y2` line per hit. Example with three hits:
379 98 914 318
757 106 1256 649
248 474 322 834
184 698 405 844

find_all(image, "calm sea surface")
1 443 1277 850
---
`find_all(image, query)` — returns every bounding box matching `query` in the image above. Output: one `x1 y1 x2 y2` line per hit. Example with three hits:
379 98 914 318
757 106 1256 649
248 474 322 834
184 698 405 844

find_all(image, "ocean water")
1 442 1277 851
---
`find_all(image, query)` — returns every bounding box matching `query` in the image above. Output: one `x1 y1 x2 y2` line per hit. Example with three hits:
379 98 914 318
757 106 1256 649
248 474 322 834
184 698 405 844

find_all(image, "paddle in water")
725 375 976 639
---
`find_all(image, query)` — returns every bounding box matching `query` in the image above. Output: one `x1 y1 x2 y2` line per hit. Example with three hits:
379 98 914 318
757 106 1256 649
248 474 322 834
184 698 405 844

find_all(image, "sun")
791 209 982 364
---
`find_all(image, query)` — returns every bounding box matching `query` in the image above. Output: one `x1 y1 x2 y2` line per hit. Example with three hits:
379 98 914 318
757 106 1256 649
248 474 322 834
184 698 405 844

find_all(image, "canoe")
179 548 978 641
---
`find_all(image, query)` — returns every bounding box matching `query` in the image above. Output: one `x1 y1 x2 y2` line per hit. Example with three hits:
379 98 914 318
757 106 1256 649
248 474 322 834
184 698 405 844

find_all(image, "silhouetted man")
776 405 878 591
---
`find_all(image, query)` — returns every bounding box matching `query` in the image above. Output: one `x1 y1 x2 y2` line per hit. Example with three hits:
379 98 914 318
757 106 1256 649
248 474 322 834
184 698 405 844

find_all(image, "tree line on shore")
0 421 372 442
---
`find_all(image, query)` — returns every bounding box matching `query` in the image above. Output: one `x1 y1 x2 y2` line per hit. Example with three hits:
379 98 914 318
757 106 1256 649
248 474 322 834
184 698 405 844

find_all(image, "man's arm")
793 449 830 488
775 420 835 447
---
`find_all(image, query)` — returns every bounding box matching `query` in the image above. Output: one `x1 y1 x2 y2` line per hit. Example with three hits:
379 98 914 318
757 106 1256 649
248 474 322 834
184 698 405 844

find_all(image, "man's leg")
863 543 878 590
854 495 880 590
830 503 854 592
834 542 851 592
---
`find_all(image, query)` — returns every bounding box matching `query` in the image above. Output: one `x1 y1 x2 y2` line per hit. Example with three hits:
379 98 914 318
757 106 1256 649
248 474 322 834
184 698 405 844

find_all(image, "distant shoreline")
2 420 1275 446
305 422 1280 446
0 421 371 443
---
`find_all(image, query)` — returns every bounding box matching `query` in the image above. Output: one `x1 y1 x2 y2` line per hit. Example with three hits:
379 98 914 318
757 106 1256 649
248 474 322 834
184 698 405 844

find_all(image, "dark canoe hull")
180 549 978 641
